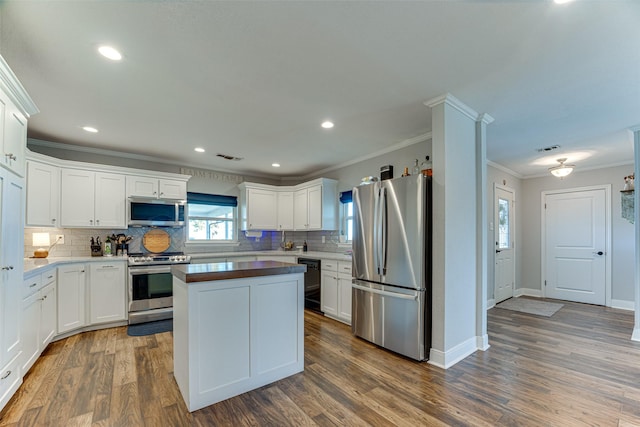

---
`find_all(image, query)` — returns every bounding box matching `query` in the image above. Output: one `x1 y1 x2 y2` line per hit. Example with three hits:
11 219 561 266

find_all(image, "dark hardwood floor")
2 298 640 426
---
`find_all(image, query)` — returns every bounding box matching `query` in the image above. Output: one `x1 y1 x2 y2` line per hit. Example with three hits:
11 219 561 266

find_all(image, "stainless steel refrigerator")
351 174 431 361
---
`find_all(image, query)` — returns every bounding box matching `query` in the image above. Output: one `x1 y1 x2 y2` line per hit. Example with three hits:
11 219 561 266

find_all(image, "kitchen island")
171 260 306 412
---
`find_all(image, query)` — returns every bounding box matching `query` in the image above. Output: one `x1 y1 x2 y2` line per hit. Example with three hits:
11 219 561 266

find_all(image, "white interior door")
544 188 608 305
494 186 515 304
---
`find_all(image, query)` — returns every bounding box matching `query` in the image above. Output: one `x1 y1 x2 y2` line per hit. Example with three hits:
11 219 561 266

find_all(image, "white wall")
520 164 635 305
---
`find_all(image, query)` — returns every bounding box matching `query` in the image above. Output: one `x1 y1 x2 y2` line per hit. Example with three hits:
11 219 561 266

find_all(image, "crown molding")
487 160 523 179
283 131 433 183
0 55 39 117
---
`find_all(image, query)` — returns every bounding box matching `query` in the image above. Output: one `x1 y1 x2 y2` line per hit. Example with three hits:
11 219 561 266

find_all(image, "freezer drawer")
351 281 428 361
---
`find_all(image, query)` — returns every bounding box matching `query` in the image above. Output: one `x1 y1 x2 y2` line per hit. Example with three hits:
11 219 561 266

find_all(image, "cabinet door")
40 282 57 349
57 264 86 334
159 179 186 200
277 191 294 230
26 161 60 226
293 189 308 230
89 263 126 324
321 271 338 317
94 172 125 228
20 292 40 374
1 95 27 177
126 176 158 198
0 174 23 367
338 276 352 324
60 169 95 227
246 188 277 230
307 185 323 230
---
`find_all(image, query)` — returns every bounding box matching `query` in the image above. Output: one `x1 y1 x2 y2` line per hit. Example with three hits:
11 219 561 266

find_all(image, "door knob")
596 251 604 256
495 249 502 254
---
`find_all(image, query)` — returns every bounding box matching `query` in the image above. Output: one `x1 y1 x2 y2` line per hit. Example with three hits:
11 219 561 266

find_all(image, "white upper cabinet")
60 170 126 228
26 160 60 227
127 176 187 200
239 178 337 231
238 183 278 230
276 191 294 231
293 179 338 231
0 92 27 177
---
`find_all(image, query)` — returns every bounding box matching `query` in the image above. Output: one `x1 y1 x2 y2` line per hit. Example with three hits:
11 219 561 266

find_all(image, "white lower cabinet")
57 264 86 334
89 262 126 324
321 260 352 325
20 272 57 375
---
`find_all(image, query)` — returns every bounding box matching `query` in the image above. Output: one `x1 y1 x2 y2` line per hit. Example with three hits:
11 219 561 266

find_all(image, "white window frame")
185 203 239 247
341 200 354 244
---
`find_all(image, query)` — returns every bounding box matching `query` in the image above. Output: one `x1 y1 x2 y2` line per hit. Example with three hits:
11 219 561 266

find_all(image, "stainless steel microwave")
128 198 185 227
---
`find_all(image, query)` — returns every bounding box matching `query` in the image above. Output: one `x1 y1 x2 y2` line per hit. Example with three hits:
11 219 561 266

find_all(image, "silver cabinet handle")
47 275 54 279
5 153 16 161
52 218 56 223
29 282 37 288
1 370 11 380
1 266 14 271
96 219 100 224
89 219 93 224
160 192 164 196
101 265 115 268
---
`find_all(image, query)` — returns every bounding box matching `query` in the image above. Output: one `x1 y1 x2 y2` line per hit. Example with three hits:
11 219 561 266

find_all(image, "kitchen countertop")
23 250 350 278
172 260 306 283
188 250 352 262
23 256 128 278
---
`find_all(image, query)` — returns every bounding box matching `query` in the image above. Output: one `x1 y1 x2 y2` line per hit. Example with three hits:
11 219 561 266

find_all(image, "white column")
631 127 640 341
476 113 494 351
425 93 486 368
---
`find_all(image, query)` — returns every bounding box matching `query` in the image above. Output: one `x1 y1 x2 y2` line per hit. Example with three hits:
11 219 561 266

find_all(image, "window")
340 190 353 242
187 193 238 242
498 197 510 249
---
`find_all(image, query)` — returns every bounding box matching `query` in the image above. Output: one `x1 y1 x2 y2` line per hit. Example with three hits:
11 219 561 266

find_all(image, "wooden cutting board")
143 229 171 253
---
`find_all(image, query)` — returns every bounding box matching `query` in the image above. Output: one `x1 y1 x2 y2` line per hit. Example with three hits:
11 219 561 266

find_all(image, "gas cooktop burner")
128 252 191 266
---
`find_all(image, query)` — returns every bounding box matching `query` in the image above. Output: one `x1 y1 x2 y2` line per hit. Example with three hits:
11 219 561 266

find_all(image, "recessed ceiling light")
272 163 281 168
98 45 122 61
553 0 574 4
82 126 98 133
194 147 205 153
321 120 334 129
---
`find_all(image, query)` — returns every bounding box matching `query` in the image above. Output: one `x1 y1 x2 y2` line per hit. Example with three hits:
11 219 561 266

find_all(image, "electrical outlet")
55 234 65 244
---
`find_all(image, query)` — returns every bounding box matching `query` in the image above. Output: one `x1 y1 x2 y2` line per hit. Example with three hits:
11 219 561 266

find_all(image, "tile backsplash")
24 227 349 258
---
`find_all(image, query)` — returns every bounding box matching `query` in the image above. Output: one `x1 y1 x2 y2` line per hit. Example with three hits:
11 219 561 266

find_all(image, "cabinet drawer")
0 354 22 406
338 261 352 276
42 269 56 286
321 260 338 272
22 275 42 298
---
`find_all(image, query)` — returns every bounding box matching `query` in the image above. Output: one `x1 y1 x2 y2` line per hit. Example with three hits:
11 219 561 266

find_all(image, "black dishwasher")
298 258 322 313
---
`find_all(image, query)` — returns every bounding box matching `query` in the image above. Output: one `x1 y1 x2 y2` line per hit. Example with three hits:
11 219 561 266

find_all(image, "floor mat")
495 298 564 317
127 319 173 336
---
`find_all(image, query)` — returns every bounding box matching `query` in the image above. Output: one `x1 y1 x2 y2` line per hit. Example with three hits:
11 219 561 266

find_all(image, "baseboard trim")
428 336 479 369
632 327 640 342
487 299 496 309
515 288 542 298
476 334 490 351
611 299 635 311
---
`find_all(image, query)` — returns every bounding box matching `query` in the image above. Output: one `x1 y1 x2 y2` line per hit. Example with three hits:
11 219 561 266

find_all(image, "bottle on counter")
303 241 308 252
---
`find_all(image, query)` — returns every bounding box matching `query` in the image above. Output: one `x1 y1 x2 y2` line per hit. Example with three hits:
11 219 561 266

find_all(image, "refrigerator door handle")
352 283 418 301
380 187 388 275
374 186 383 275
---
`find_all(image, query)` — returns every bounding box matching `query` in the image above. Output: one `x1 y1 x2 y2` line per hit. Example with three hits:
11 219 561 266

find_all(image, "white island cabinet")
172 260 305 412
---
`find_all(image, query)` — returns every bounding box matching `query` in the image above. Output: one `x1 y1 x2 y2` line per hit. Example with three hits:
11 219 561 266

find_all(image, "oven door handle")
129 266 172 275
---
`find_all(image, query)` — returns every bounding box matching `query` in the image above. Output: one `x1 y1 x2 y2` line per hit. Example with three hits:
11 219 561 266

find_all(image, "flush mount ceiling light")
272 163 280 168
554 0 575 4
549 158 575 178
194 147 205 153
321 120 334 129
98 45 122 61
82 126 98 133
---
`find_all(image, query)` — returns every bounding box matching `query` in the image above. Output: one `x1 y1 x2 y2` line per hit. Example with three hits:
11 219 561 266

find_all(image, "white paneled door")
494 186 515 304
544 187 608 305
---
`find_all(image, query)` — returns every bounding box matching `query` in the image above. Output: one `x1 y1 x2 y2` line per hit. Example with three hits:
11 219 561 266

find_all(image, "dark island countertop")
172 260 306 283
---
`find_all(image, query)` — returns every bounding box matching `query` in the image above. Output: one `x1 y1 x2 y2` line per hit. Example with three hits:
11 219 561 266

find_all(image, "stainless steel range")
127 252 191 324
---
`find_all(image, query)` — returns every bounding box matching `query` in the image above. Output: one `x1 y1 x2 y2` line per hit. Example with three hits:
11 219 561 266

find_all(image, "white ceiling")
0 1 638 178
